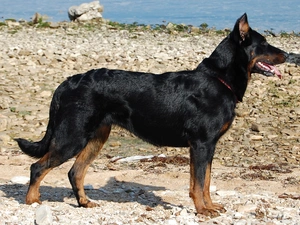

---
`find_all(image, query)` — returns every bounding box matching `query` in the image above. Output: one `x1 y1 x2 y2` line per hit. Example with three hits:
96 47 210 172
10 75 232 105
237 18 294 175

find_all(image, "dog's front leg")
189 141 224 217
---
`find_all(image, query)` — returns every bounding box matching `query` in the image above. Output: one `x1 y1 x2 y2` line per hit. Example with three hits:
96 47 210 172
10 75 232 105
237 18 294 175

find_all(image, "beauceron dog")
15 13 287 217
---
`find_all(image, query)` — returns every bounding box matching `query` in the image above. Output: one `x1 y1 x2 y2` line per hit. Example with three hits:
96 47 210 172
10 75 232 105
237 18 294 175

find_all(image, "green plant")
36 18 50 28
10 107 16 112
5 18 17 22
279 31 289 37
175 24 188 32
288 79 296 85
19 111 31 116
8 30 18 34
200 23 208 30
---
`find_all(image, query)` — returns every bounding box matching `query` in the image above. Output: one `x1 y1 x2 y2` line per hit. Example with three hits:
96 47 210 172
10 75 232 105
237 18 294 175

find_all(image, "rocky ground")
0 21 299 224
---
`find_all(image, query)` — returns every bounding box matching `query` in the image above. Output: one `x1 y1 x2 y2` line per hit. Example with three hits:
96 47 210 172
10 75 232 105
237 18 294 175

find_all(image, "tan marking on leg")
203 163 212 206
189 153 206 214
190 178 206 214
189 155 194 198
189 161 222 217
203 163 225 213
26 153 52 204
70 126 111 208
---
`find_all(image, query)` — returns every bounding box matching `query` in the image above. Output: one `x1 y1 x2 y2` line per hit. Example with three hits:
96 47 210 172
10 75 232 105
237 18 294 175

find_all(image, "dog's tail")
15 87 61 159
15 126 53 158
15 138 49 159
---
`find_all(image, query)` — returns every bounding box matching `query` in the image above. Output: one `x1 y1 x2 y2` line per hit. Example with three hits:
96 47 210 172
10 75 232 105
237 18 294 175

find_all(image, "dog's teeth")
258 62 271 71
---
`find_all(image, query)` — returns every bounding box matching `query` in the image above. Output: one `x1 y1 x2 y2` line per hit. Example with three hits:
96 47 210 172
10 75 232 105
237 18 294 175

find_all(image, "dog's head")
231 13 288 79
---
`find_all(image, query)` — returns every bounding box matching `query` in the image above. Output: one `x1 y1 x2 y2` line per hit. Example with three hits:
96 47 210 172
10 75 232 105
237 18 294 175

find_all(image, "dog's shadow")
0 177 174 209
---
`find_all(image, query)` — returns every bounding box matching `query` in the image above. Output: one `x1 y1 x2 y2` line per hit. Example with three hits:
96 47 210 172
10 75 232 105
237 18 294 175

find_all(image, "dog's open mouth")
256 61 282 79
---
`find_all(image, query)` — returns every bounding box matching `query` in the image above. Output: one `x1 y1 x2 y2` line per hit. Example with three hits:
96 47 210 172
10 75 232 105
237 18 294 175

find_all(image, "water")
1 0 299 33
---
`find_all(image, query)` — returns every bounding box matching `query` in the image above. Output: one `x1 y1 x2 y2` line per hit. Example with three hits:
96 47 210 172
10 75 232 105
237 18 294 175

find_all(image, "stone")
233 212 244 219
166 23 175 30
117 155 154 163
292 107 300 115
0 133 11 145
250 135 263 141
216 190 238 197
24 115 36 121
210 185 217 192
0 115 10 131
32 13 49 24
6 20 20 27
68 1 103 21
35 205 53 225
267 134 278 139
11 176 30 184
84 184 94 190
109 141 121 147
18 49 31 56
49 22 60 28
190 26 200 33
39 90 52 98
238 204 257 213
251 123 261 132
37 57 50 65
165 218 178 225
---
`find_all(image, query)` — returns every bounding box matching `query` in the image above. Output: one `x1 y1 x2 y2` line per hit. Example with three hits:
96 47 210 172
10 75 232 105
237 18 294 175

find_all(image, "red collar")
218 77 232 91
217 77 239 103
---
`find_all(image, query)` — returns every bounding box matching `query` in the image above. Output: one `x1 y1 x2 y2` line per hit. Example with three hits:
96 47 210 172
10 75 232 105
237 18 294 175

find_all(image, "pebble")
216 190 238 197
233 212 244 219
84 184 94 190
116 155 154 163
250 135 264 141
251 123 261 132
11 176 30 184
0 133 11 145
35 205 53 225
166 218 178 225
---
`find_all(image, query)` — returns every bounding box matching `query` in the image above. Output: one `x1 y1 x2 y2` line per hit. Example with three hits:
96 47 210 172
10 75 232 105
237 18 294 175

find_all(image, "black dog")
15 13 287 217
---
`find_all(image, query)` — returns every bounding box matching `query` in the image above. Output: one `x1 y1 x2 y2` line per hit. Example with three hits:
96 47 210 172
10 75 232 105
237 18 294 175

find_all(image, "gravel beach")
0 21 299 224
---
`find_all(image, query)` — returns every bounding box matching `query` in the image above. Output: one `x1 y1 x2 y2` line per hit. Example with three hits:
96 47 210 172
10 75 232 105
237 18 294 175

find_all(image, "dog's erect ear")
232 13 250 43
238 13 249 41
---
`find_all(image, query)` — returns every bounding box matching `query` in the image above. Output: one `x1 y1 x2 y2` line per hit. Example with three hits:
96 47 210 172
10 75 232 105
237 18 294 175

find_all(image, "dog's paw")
80 200 100 208
210 202 226 213
196 208 220 218
26 197 41 205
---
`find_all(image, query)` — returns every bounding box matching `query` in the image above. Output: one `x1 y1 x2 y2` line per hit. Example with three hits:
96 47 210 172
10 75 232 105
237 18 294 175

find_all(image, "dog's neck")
199 36 249 102
217 77 240 103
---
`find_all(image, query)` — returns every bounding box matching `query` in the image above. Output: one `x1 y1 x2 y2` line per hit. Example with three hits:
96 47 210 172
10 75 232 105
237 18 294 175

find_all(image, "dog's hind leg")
26 153 53 204
25 140 72 205
68 125 111 208
25 121 104 205
189 141 224 217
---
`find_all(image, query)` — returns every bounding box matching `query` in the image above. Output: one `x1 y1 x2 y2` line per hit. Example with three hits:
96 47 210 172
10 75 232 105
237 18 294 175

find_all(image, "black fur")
15 13 287 216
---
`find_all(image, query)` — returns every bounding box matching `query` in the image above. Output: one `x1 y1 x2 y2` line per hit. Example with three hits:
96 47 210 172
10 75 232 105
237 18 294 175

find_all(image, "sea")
1 0 299 33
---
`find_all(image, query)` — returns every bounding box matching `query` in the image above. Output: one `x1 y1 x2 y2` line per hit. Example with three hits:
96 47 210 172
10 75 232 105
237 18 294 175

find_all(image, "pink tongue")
270 65 282 79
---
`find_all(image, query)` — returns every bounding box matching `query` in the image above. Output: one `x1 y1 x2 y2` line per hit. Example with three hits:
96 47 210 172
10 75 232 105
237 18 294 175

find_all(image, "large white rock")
35 205 53 225
11 176 30 184
68 1 103 21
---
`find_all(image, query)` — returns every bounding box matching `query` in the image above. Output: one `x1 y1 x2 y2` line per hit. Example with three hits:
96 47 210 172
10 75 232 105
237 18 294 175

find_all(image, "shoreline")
1 17 299 37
